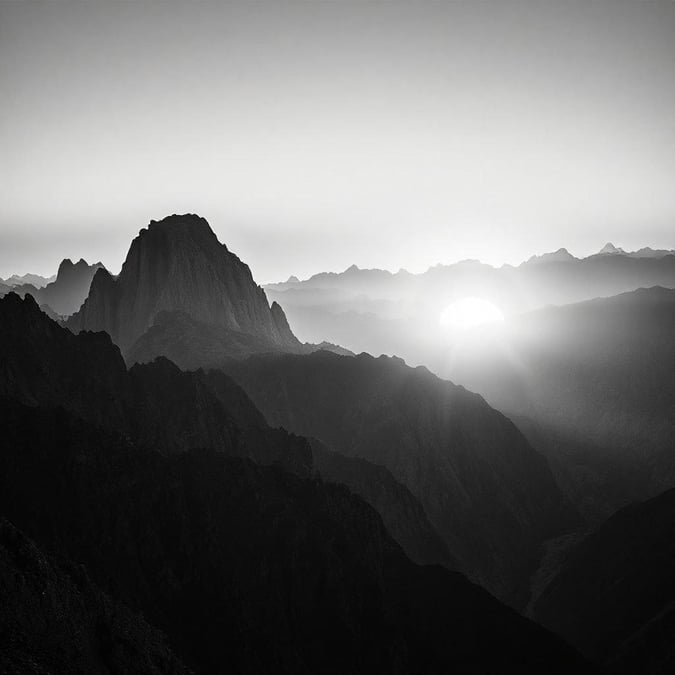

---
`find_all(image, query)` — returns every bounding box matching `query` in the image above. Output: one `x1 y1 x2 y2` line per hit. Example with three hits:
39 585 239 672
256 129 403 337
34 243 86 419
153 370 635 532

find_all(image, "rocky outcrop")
67 214 300 355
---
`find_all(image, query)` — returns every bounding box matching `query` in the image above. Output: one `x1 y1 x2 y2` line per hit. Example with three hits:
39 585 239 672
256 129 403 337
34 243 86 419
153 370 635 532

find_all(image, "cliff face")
68 214 299 354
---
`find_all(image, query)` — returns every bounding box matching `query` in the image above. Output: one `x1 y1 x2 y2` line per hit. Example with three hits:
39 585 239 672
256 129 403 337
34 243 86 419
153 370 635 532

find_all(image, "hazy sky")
1 1 674 283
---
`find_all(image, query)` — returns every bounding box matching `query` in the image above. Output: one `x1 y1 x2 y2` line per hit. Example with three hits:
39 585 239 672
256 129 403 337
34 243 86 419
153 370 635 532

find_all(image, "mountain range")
3 211 674 672
0 272 55 287
0 290 592 673
264 243 675 359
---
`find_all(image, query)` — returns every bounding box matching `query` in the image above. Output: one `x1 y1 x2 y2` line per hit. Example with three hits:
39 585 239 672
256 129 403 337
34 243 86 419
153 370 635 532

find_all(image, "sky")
1 1 674 283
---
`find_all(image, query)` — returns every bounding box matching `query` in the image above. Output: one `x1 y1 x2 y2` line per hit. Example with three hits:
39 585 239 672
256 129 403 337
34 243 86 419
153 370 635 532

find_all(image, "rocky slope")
0 518 187 675
534 488 675 673
225 350 580 606
0 292 310 477
311 438 456 569
67 214 299 355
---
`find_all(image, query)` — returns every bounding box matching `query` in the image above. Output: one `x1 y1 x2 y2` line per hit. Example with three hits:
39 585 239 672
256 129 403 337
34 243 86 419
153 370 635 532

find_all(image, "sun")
439 297 504 329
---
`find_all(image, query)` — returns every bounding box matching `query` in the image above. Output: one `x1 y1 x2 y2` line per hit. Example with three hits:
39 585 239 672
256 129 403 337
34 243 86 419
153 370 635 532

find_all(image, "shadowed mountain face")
2 258 104 316
0 292 450 570
0 301 594 675
0 292 310 477
0 519 187 675
0 272 55 288
310 438 457 570
224 350 580 606
0 400 593 675
446 287 675 521
534 487 675 674
67 214 299 356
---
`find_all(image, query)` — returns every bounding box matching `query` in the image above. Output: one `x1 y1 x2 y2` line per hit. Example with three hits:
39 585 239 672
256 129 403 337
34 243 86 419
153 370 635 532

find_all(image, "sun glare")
439 297 504 329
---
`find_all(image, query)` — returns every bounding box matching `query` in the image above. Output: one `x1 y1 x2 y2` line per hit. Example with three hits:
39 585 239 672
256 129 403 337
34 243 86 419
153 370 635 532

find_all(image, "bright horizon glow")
1 1 674 282
439 297 505 330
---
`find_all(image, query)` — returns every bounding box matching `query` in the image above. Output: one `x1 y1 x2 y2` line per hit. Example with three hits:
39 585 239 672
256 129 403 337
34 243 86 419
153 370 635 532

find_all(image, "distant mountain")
68 214 300 357
447 286 675 521
3 258 104 316
534 487 675 673
0 272 55 287
596 242 625 255
225 350 579 606
524 248 578 265
592 242 675 259
630 246 675 258
264 246 675 359
0 518 187 674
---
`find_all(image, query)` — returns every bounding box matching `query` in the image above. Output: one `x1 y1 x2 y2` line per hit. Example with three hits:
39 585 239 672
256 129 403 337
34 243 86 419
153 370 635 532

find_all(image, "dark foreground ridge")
0 292 593 673
0 400 593 674
535 487 675 673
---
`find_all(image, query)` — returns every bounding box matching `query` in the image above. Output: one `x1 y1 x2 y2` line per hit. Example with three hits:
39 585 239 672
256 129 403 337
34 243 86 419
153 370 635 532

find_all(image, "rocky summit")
67 214 300 356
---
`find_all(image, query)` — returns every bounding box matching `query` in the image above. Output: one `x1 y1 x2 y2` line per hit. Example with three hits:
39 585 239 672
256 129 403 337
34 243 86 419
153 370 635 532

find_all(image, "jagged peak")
598 242 624 255
57 258 74 272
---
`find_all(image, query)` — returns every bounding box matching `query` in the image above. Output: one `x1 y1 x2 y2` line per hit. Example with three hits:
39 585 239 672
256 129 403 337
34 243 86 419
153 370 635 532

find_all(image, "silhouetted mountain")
596 242 625 255
0 518 187 674
0 399 593 674
0 291 444 564
67 214 300 357
0 272 55 287
534 487 675 673
224 350 580 606
4 258 104 316
0 292 310 477
630 246 675 258
525 248 578 265
311 438 457 569
447 286 675 521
